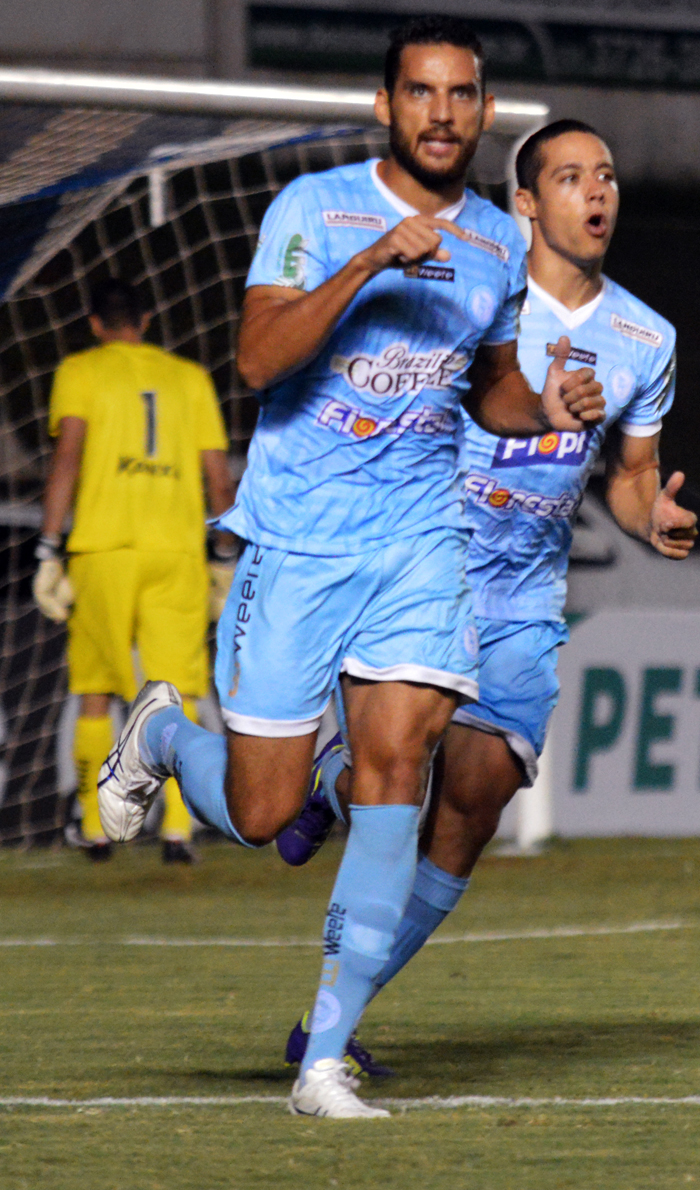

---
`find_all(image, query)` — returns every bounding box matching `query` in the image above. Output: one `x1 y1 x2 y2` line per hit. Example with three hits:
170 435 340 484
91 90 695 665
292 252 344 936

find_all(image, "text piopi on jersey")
492 430 593 469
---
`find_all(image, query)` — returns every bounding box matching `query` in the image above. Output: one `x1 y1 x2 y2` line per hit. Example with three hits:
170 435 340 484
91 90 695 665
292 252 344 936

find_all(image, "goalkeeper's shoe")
276 734 342 866
285 1012 395 1079
97 681 182 843
289 1059 390 1119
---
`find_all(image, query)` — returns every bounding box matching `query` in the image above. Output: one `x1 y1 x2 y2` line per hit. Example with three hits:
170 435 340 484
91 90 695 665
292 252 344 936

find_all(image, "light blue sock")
370 854 469 995
319 745 349 825
300 803 420 1078
141 707 253 847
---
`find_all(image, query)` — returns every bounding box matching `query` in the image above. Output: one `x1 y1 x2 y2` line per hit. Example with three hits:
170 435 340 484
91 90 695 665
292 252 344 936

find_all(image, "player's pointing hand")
649 471 698 558
359 215 462 273
540 335 606 431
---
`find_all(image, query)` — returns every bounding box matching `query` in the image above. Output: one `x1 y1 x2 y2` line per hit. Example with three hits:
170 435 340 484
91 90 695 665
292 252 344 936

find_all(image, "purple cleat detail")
285 1012 395 1079
276 733 343 867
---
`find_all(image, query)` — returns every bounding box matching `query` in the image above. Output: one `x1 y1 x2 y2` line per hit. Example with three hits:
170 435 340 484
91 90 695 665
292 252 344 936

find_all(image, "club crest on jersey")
323 210 387 231
492 430 592 469
331 343 467 398
611 313 663 349
546 342 597 365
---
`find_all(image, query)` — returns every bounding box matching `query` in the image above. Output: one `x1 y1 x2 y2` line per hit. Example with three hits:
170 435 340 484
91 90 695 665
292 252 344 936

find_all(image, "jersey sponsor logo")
322 209 387 232
404 263 455 282
611 313 663 349
463 471 580 520
117 456 180 479
331 342 467 399
274 232 307 288
317 398 453 439
460 227 510 262
492 430 592 469
546 342 597 366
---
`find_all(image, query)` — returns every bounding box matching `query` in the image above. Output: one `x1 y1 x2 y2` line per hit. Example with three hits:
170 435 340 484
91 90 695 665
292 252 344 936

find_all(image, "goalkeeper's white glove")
33 536 74 623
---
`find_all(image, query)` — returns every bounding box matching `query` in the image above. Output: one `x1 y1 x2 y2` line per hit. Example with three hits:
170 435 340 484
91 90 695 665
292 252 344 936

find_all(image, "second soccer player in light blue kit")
97 28 606 1117
279 120 697 1076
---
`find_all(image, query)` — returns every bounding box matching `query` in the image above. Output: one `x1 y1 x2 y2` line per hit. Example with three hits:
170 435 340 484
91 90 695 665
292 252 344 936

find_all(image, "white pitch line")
0 921 689 948
2 1095 700 1110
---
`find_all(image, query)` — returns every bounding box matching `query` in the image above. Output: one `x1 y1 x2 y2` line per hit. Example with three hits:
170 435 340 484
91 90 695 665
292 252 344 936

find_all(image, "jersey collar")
527 274 606 330
370 159 466 222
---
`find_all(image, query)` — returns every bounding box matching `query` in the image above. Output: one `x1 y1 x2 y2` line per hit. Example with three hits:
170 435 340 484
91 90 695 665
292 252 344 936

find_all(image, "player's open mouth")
585 213 607 237
420 134 461 158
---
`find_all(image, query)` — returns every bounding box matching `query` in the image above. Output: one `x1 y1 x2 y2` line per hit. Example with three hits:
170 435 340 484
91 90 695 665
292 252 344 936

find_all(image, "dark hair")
90 277 144 329
384 15 485 96
516 119 605 195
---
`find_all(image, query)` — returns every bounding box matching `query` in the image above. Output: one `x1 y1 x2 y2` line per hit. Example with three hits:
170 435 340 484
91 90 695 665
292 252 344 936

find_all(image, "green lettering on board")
574 667 626 790
633 667 682 791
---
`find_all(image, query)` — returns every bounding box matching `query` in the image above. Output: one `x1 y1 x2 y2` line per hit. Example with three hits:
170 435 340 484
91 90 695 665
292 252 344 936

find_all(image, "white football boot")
97 680 182 842
289 1059 390 1119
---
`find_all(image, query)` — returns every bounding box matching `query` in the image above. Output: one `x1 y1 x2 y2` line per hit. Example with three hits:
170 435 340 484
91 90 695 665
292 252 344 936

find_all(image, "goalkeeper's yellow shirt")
49 342 228 555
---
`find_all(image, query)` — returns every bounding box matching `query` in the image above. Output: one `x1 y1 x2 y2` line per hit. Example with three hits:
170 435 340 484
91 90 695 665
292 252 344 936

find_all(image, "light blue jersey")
461 274 676 620
223 159 526 555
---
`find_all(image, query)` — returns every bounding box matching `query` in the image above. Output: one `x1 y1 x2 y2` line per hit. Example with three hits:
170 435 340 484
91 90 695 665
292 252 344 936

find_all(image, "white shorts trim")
221 707 326 738
451 708 539 787
341 657 478 701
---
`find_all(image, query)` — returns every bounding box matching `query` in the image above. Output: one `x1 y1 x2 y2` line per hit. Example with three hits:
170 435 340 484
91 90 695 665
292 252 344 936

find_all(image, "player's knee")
224 776 298 846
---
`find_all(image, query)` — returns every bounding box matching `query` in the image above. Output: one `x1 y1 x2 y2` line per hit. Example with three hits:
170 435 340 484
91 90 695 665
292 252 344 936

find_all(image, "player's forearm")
237 255 375 391
606 465 659 541
466 366 551 437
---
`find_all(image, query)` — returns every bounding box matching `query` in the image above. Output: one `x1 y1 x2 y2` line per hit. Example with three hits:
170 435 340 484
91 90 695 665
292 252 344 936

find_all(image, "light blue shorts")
216 530 478 736
452 617 568 785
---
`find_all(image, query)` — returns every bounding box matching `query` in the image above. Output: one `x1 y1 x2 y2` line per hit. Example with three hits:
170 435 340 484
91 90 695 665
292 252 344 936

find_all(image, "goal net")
0 88 544 845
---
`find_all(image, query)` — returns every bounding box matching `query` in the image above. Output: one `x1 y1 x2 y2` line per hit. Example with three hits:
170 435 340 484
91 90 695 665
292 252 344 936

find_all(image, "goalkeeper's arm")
34 416 85 621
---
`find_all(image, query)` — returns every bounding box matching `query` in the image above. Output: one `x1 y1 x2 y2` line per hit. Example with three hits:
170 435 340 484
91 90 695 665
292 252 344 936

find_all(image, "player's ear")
481 93 496 133
139 312 152 335
88 314 105 341
514 187 537 219
375 88 391 128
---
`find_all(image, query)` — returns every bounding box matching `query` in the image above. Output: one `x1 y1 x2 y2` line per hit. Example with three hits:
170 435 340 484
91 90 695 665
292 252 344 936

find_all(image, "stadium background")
1 0 700 847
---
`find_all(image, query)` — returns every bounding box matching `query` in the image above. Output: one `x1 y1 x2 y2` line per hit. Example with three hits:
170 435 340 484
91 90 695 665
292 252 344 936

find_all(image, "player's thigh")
340 530 475 801
135 551 209 697
452 617 567 787
67 551 139 699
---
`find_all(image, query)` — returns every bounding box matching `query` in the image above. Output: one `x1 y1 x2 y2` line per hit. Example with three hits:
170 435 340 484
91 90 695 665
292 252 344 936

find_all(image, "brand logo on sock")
323 901 346 956
309 989 341 1034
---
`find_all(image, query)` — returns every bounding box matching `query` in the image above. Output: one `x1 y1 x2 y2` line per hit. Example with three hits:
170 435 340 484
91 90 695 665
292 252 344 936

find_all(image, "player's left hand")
649 472 698 558
208 561 235 622
541 335 606 431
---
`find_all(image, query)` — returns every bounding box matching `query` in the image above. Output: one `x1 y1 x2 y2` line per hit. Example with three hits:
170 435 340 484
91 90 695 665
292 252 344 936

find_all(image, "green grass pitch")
0 836 699 1189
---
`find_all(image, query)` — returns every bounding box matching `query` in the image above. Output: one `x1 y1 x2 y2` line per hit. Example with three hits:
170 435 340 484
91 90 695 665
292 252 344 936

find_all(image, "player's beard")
389 118 479 191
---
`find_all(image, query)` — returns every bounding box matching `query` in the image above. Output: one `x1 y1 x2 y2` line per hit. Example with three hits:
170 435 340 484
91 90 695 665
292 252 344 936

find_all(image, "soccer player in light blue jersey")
279 119 697 1076
97 28 606 1118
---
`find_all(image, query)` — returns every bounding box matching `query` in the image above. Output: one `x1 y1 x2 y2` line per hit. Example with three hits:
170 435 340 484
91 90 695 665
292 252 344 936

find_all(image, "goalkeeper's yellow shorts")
67 549 209 701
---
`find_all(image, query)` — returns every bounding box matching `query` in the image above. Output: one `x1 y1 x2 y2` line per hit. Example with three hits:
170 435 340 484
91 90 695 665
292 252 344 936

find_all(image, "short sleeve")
246 178 330 293
482 238 528 347
619 332 676 438
48 355 91 436
194 367 229 451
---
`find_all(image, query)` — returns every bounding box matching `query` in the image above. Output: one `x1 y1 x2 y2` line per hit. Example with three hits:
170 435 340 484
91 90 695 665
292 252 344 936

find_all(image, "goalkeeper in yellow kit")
34 278 235 862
